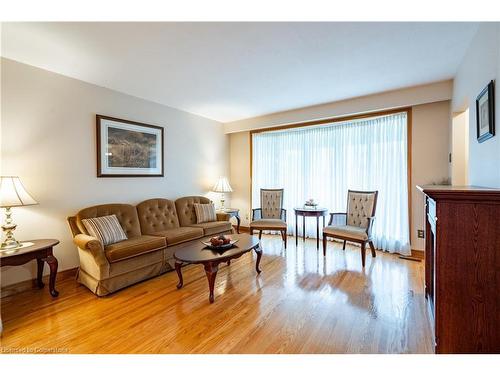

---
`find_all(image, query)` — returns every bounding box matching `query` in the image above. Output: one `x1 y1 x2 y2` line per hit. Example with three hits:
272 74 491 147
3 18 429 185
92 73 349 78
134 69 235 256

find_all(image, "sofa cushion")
151 227 204 246
81 214 128 246
137 198 180 234
189 221 233 236
323 225 368 241
105 235 166 263
76 204 142 239
194 203 216 223
175 196 211 227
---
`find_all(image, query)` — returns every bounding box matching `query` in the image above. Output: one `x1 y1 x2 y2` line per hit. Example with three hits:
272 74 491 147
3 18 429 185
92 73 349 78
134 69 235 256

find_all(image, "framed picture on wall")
476 80 495 143
96 115 164 177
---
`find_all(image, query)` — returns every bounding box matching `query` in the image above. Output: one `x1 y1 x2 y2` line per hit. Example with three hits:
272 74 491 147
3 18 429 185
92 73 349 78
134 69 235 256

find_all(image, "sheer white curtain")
252 112 410 254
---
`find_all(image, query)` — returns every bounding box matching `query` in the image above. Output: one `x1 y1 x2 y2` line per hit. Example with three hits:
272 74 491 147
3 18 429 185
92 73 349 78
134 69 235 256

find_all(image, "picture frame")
476 80 495 143
96 115 164 177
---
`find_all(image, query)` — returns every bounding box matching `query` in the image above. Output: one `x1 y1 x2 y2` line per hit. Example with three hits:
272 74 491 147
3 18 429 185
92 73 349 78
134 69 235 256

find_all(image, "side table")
217 208 241 234
294 207 328 249
0 239 60 297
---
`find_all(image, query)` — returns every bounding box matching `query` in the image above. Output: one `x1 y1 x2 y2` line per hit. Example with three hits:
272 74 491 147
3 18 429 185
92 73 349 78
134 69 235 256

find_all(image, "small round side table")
294 207 328 249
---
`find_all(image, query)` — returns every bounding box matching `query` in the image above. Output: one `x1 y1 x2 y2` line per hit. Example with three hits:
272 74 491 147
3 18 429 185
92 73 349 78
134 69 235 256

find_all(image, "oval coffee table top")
174 233 259 264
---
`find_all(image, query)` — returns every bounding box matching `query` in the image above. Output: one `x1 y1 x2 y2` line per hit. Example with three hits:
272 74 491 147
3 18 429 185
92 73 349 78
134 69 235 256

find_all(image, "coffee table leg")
254 244 263 274
36 258 45 288
175 261 184 289
45 255 59 297
204 262 219 303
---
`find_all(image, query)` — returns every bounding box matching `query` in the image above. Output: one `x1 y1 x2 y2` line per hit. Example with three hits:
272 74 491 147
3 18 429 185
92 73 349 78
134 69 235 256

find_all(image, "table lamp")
212 176 233 210
0 176 38 249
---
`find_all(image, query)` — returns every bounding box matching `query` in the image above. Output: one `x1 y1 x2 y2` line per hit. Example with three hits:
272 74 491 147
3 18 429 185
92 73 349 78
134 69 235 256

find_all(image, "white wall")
451 109 469 185
224 80 452 133
228 132 251 224
0 58 228 287
229 101 451 251
411 101 452 250
452 23 500 187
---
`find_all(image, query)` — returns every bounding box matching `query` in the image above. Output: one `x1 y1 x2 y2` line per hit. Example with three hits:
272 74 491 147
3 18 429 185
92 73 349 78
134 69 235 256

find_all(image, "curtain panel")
251 112 410 254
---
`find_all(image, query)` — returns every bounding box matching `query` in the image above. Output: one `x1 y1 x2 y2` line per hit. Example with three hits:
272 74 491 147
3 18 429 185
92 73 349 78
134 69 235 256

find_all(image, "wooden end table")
0 239 60 297
217 208 241 233
174 233 261 303
294 207 328 249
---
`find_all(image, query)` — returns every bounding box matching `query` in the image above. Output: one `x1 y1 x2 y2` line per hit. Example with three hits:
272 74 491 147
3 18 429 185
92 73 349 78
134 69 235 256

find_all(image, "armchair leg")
322 234 327 256
282 230 287 249
361 242 366 268
342 240 346 250
369 240 376 258
259 230 262 240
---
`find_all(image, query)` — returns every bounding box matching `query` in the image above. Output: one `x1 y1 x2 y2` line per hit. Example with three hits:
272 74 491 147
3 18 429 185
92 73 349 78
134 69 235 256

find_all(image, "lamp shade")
0 176 38 208
212 177 233 193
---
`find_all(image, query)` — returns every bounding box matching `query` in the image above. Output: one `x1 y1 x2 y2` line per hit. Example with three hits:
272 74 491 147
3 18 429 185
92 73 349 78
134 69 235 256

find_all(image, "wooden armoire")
417 185 500 353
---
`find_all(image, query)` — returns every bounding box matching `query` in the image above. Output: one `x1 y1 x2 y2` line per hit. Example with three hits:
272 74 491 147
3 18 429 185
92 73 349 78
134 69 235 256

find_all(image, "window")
251 111 410 254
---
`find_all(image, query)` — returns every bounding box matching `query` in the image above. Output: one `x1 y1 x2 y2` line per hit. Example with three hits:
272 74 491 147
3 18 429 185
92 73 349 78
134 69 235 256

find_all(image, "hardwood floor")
0 235 433 354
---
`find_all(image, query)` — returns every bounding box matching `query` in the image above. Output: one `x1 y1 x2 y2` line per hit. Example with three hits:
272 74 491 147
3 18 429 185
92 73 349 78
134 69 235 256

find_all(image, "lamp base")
1 239 21 250
2 206 21 250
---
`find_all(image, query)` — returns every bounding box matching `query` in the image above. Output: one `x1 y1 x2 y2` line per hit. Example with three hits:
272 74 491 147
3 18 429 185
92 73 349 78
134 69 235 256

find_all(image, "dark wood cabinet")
418 185 500 353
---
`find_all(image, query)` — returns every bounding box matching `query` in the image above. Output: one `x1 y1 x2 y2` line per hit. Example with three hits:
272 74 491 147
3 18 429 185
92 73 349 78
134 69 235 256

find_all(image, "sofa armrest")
74 234 102 251
73 234 109 270
216 212 231 221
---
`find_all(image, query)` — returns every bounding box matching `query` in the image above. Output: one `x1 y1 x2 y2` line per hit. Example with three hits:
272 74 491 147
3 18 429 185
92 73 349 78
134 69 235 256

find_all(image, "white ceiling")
1 22 478 123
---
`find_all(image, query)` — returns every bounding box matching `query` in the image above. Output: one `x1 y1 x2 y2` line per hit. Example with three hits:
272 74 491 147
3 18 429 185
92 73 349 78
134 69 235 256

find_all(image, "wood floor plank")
0 235 433 353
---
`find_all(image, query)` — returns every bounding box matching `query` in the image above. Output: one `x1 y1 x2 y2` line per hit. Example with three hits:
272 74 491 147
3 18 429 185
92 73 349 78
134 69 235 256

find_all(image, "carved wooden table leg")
235 214 241 234
36 258 45 288
254 244 263 274
175 261 184 289
204 262 219 303
44 255 59 297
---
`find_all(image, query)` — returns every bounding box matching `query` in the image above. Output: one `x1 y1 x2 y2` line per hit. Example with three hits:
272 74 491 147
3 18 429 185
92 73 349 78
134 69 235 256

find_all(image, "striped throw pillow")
194 203 216 224
81 214 127 246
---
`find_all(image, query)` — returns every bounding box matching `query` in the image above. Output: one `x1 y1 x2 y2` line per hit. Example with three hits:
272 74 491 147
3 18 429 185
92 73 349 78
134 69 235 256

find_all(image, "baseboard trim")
411 249 425 259
1 267 78 299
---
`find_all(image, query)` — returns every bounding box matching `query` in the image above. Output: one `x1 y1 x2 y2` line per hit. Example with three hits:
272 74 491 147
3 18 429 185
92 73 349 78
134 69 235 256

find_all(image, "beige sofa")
67 196 232 296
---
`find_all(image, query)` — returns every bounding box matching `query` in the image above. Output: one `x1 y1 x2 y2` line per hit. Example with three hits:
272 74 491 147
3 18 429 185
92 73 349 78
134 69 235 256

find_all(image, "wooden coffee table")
174 233 262 303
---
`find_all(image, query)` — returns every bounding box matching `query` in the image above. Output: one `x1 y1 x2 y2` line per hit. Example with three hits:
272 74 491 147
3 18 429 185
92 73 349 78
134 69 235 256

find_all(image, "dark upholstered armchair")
249 188 287 248
322 190 378 267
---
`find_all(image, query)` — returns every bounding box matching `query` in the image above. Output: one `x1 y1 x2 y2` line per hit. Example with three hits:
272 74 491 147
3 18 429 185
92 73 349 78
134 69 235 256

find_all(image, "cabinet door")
436 201 500 353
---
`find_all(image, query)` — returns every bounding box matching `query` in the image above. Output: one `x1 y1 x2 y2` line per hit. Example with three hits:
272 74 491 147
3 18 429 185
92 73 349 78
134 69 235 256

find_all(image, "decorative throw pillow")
194 203 216 224
81 214 127 246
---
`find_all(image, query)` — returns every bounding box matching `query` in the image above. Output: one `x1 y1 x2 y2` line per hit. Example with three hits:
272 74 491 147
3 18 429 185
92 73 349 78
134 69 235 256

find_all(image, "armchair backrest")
346 190 378 229
260 188 284 219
